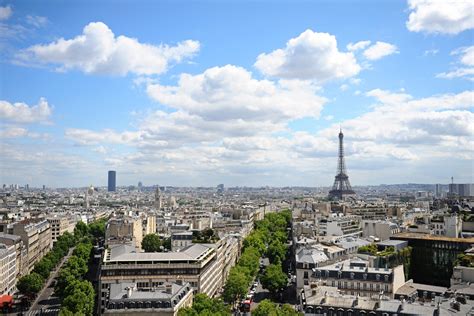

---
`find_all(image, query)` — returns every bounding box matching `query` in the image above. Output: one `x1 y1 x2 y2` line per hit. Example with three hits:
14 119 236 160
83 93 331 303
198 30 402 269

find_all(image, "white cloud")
363 42 399 60
347 40 371 51
147 65 327 123
0 98 52 123
65 128 143 145
0 5 12 21
406 0 474 34
18 22 200 76
0 127 28 138
25 15 48 28
436 46 474 81
254 29 361 82
423 49 439 56
453 46 474 67
340 84 349 91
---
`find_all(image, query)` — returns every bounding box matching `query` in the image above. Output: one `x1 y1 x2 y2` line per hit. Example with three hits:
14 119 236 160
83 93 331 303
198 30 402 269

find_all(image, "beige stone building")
12 219 52 273
47 215 76 243
106 215 143 250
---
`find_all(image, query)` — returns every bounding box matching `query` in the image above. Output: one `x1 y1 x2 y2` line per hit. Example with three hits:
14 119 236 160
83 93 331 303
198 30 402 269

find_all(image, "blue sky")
0 0 473 188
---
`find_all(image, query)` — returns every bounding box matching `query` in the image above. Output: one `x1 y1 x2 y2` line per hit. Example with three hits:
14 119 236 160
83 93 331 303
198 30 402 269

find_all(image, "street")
25 247 75 316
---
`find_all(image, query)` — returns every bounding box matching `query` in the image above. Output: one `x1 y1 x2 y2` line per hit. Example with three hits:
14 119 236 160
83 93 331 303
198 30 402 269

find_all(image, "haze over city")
1 0 472 188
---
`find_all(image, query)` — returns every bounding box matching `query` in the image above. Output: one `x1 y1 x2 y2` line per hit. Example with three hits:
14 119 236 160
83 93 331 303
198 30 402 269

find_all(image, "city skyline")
1 1 473 187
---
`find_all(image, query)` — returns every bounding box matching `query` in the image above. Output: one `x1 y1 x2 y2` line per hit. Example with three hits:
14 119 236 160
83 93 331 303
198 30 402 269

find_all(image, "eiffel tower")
328 129 355 200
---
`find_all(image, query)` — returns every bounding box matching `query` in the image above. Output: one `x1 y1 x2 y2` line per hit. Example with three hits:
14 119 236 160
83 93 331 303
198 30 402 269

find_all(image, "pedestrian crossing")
26 308 60 316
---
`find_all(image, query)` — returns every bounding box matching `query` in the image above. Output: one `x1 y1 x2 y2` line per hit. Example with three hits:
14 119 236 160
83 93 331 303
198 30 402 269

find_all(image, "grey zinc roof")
108 243 213 262
296 247 329 264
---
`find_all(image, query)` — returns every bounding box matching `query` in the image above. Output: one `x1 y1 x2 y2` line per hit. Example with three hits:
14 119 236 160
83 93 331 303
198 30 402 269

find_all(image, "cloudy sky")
0 0 473 188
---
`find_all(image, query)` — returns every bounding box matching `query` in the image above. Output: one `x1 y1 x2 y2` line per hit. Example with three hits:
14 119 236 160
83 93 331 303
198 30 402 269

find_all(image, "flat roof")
106 243 213 263
392 233 474 243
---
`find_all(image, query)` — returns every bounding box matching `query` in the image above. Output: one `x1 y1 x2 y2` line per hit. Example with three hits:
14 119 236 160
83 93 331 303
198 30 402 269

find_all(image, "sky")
0 0 473 188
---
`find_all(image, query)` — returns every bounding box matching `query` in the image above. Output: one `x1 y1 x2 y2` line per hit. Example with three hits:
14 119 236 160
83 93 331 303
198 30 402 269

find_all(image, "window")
304 271 308 279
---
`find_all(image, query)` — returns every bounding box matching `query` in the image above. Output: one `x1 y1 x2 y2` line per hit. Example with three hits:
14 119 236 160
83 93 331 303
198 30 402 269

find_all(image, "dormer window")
376 274 380 281
350 272 355 279
384 275 389 282
363 273 367 280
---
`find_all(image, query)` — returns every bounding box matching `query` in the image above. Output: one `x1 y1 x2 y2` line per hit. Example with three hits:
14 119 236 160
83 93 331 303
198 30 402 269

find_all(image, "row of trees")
58 219 107 315
17 231 76 298
223 210 292 305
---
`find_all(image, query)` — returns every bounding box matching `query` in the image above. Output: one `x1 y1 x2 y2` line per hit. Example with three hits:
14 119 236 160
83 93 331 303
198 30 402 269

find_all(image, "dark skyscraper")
108 170 116 192
328 129 355 200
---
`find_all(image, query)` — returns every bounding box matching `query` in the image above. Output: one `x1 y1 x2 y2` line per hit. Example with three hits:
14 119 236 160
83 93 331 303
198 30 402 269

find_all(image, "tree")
62 287 94 315
55 269 77 299
88 218 107 240
74 221 89 240
162 237 172 251
223 267 248 304
280 304 302 316
261 263 287 294
73 242 92 260
142 234 162 252
253 299 278 316
65 255 88 277
267 240 287 264
238 246 260 275
33 257 54 279
178 293 229 316
17 273 44 297
243 231 266 256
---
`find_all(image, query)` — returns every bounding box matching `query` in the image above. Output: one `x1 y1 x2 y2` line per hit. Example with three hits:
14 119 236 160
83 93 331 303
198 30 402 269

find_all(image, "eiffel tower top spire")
329 129 355 200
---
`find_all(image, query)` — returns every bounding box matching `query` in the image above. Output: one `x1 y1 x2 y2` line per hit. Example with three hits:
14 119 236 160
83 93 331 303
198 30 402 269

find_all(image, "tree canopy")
142 233 162 252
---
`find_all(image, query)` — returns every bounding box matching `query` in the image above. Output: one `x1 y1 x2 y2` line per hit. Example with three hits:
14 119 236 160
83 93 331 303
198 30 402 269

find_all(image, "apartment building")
318 216 362 238
46 215 76 243
0 234 28 279
99 243 219 314
103 281 193 316
0 243 16 295
12 219 51 273
311 258 405 299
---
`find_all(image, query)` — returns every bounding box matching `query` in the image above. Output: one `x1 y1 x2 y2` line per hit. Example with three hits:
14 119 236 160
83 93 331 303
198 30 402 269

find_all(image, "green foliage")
17 272 44 297
221 209 292 304
267 239 287 264
253 299 278 316
88 218 107 240
222 267 249 304
142 233 162 252
261 264 287 294
61 283 94 316
243 231 266 255
162 237 172 250
178 293 229 316
358 243 378 255
455 254 474 267
192 228 219 243
33 256 54 279
253 300 302 316
74 221 89 240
